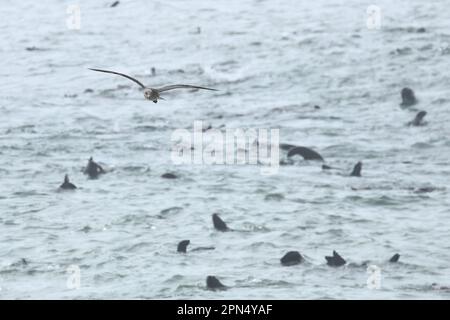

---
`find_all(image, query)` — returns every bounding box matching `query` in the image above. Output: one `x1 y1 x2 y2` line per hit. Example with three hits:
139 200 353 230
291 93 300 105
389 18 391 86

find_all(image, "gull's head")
144 89 152 100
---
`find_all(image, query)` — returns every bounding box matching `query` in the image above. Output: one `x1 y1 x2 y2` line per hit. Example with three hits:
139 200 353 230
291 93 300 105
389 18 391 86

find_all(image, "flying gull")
89 68 217 103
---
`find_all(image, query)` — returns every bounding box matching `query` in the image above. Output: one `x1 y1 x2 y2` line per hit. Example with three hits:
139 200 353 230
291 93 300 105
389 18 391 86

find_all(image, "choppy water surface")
0 0 449 299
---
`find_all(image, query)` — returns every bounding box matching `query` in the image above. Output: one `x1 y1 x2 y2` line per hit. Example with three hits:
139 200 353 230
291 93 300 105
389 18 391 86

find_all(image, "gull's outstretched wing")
156 84 218 93
89 68 146 89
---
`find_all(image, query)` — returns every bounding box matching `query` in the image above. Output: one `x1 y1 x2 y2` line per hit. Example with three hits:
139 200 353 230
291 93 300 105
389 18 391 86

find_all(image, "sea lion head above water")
325 250 346 267
400 87 417 107
408 110 427 126
60 174 77 190
84 156 105 179
280 251 303 266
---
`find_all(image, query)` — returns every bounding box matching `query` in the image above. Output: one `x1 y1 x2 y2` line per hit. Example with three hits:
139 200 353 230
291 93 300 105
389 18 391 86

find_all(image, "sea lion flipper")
206 276 227 290
212 213 229 232
350 162 362 177
389 253 400 263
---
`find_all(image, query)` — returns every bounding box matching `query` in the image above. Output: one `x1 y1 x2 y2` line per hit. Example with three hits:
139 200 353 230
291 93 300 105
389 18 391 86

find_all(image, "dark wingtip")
199 87 219 92
88 68 102 73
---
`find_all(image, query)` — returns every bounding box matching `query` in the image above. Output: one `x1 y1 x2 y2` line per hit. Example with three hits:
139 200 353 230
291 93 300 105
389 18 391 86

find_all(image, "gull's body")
89 68 217 103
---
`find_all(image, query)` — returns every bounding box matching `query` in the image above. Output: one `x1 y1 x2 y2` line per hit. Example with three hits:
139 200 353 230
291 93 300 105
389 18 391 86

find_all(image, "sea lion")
212 213 230 231
206 276 227 290
431 283 450 291
400 87 417 107
60 174 77 190
280 251 303 266
287 146 324 161
389 253 400 263
413 187 437 194
350 162 362 177
408 111 427 126
83 157 105 179
322 162 362 177
177 240 215 253
325 250 346 267
177 240 190 253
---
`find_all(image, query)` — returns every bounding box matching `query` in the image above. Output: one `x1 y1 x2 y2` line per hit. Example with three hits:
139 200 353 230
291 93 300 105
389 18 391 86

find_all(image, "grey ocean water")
0 0 449 299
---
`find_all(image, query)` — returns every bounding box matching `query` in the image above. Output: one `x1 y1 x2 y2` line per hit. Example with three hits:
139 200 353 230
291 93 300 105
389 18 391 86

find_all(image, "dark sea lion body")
400 87 417 107
177 240 215 253
177 240 190 253
408 111 427 126
389 253 400 263
325 250 346 267
60 174 77 190
84 157 105 179
413 187 437 194
206 276 227 290
287 146 324 161
280 251 303 266
212 213 229 231
350 162 362 177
